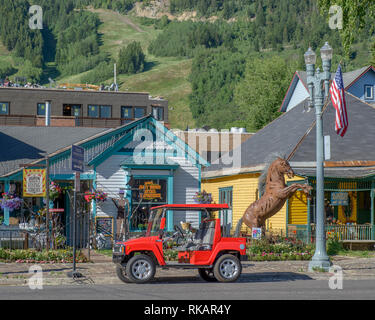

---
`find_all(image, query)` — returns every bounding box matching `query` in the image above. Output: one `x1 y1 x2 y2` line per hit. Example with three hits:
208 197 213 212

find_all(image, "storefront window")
130 179 167 231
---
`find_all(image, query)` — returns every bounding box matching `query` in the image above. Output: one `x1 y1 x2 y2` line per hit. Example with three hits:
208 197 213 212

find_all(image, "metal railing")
309 224 374 241
325 224 373 241
0 227 29 249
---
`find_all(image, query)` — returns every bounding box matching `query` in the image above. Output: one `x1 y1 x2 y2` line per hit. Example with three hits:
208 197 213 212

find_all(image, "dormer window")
364 85 374 100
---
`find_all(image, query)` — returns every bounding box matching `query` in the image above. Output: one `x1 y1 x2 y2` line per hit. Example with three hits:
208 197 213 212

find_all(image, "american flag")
329 64 348 137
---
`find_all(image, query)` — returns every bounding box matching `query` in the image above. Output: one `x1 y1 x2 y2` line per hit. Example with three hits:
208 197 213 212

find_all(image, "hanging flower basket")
49 181 62 201
84 190 107 203
0 192 23 212
193 190 213 204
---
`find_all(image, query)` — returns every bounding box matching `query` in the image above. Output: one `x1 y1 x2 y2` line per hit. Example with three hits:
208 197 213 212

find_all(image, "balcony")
0 115 138 128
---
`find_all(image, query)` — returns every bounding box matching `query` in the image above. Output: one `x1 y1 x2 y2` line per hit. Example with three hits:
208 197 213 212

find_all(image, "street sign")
71 145 84 172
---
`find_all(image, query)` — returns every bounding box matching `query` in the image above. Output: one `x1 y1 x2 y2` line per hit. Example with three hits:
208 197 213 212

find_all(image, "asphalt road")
1 278 374 300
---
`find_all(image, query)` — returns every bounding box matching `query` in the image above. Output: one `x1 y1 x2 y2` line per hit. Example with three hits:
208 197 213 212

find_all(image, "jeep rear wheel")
116 265 131 283
125 254 156 284
213 254 242 282
198 268 217 282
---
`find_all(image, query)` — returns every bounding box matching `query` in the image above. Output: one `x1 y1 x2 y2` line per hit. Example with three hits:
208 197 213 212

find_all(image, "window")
121 106 133 119
364 85 374 100
0 102 9 115
37 103 45 116
63 104 81 117
100 105 111 118
152 107 164 121
88 105 112 118
134 107 146 119
88 105 99 118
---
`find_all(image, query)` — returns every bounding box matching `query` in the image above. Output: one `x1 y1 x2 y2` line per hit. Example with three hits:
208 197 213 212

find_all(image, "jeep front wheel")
198 268 217 282
213 254 242 282
125 254 156 283
116 265 131 283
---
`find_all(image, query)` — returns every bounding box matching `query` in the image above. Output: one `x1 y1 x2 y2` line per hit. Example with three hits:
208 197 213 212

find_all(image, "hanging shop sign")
23 169 46 197
331 192 348 206
140 181 162 200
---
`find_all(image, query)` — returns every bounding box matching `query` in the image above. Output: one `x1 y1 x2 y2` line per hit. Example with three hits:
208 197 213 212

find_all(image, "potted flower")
0 192 23 212
193 190 212 204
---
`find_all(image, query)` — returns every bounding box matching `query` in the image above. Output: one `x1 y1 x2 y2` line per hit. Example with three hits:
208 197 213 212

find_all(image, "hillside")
0 0 373 131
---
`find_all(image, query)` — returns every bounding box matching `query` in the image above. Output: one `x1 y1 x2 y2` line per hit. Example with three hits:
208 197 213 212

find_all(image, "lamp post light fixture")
305 42 333 272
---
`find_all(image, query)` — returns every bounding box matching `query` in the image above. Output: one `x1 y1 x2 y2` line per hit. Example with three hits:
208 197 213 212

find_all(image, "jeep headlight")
113 243 125 254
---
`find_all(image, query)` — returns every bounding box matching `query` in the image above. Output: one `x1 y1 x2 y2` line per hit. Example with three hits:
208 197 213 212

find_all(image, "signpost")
68 145 84 279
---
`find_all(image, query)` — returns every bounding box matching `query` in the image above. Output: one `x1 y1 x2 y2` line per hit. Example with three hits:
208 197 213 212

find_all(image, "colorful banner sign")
23 169 46 197
331 192 348 206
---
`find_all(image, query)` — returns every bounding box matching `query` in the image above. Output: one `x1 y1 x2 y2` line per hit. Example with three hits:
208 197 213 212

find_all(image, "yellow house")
202 93 375 242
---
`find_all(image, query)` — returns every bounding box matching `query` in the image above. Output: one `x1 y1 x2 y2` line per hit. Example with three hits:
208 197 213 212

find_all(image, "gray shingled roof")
0 126 109 176
291 93 375 163
204 98 316 174
203 93 375 179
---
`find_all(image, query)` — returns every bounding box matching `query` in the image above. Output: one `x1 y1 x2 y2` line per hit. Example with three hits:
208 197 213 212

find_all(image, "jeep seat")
175 220 216 251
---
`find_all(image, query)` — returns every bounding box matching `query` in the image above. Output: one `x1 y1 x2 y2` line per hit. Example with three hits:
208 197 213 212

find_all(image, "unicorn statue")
235 154 312 235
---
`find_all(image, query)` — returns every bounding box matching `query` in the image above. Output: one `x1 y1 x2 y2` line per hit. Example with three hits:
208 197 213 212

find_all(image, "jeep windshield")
146 208 164 236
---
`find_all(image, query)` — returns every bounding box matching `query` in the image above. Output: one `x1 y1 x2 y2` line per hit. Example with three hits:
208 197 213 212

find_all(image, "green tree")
118 41 146 74
233 56 297 131
318 0 375 56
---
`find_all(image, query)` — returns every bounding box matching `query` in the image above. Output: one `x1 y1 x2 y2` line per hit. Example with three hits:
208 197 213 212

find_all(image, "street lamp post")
305 42 333 272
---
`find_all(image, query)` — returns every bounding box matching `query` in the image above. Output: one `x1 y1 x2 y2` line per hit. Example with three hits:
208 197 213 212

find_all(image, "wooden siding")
172 157 200 228
203 173 287 232
286 79 310 112
288 190 308 225
95 155 127 218
202 174 309 233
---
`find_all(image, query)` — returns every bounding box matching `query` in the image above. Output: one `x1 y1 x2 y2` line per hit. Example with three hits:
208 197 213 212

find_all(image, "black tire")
198 268 218 282
125 254 156 284
213 254 242 282
116 265 131 283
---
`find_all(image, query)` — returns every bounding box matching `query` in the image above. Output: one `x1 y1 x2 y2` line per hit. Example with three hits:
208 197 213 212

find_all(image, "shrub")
118 41 145 75
327 238 343 256
0 249 88 263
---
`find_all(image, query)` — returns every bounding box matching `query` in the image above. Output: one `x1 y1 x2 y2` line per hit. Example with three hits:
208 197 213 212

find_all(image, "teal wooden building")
0 115 207 243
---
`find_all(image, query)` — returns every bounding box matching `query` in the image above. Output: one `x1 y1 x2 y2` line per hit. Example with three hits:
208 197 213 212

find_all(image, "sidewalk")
0 254 374 286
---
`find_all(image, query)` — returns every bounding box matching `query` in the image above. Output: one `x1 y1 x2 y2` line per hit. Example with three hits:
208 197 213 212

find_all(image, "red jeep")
113 204 247 283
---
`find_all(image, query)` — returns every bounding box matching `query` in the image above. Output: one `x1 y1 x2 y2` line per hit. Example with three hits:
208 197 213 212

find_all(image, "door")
219 187 233 236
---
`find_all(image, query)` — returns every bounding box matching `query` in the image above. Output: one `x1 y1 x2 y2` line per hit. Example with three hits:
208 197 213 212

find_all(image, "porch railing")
309 224 374 241
325 224 373 241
